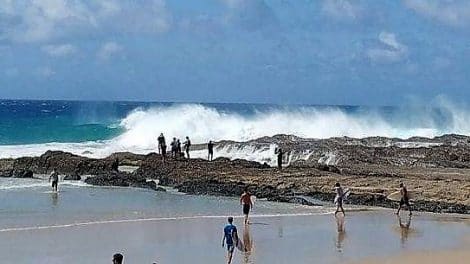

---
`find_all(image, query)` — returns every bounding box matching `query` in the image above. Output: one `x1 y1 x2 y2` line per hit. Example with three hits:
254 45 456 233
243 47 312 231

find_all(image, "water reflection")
51 192 58 207
242 225 254 264
335 214 346 252
397 215 412 247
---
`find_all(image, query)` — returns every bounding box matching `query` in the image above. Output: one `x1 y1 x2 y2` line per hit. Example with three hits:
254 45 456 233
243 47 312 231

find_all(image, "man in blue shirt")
222 217 238 264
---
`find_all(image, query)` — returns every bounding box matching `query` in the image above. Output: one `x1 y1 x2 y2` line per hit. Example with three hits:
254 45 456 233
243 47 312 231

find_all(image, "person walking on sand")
240 187 253 225
112 253 123 264
49 169 59 192
184 136 191 159
396 183 412 216
334 182 345 216
222 217 238 264
276 148 283 170
208 140 215 161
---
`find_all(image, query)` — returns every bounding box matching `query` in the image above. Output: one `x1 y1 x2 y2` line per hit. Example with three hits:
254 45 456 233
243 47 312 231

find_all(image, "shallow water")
0 180 468 263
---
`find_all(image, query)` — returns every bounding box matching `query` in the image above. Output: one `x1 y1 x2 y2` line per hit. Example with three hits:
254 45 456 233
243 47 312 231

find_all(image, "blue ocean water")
0 99 467 159
0 100 370 145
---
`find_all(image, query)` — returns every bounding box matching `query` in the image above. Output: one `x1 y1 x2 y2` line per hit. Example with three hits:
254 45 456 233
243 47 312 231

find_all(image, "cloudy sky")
1 0 470 105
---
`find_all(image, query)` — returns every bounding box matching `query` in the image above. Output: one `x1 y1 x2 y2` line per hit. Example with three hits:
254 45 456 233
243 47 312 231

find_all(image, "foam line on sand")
0 212 332 233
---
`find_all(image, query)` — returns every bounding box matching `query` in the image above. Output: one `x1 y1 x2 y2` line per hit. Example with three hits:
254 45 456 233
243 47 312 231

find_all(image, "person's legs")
406 200 412 215
227 245 234 264
397 199 404 215
243 204 250 224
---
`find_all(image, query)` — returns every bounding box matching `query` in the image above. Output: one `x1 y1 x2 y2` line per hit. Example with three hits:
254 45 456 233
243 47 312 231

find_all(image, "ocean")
1 100 469 263
1 99 469 160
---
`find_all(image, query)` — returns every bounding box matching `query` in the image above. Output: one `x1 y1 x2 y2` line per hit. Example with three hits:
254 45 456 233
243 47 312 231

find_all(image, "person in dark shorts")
240 188 253 225
396 183 412 216
222 217 238 264
112 253 123 264
49 169 59 192
208 140 215 161
183 136 191 159
276 148 283 170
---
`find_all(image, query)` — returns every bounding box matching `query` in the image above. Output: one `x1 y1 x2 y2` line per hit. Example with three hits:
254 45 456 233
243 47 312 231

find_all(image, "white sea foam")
1 101 470 161
0 177 90 190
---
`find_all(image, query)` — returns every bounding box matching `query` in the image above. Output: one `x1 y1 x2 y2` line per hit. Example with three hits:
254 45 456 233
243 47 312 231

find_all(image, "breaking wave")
1 99 470 160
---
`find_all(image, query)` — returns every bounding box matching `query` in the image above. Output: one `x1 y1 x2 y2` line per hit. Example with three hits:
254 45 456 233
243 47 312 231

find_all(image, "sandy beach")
0 182 468 263
355 249 470 264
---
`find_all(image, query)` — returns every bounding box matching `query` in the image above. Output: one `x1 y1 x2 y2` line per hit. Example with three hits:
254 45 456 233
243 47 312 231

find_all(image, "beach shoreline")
1 139 470 214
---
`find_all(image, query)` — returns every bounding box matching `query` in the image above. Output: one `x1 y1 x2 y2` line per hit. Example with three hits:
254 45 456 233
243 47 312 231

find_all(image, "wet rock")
84 171 160 191
64 173 81 181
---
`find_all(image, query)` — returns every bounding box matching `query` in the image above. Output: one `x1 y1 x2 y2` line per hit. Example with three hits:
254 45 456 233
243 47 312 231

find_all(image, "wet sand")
0 211 469 263
355 249 470 264
0 183 469 263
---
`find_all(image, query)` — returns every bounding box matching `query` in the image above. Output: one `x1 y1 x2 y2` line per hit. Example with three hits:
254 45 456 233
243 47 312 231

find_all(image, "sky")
1 0 470 105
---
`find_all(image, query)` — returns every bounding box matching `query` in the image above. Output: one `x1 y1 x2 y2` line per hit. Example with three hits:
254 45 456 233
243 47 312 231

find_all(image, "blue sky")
1 0 470 105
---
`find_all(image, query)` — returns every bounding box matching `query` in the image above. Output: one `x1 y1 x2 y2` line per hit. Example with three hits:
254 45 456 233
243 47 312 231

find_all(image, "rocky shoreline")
1 134 469 214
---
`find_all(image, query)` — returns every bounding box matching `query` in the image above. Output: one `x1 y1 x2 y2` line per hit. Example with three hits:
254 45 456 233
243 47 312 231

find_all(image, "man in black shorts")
49 169 59 192
240 187 253 225
396 183 412 216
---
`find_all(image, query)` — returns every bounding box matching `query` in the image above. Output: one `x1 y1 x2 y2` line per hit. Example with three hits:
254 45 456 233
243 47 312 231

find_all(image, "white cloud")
41 44 77 57
97 41 122 60
367 32 408 63
35 66 55 78
0 0 171 43
322 0 361 20
404 0 470 27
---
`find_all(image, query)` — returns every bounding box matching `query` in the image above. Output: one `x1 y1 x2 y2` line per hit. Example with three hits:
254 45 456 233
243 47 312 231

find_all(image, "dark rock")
84 172 160 191
64 173 81 181
11 169 34 178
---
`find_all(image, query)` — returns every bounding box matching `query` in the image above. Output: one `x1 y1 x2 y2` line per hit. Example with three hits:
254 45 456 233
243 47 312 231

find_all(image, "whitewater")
1 100 470 162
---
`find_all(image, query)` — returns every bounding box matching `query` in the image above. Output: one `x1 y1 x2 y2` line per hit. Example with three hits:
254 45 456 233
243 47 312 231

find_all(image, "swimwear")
400 197 410 206
243 204 250 215
52 180 58 188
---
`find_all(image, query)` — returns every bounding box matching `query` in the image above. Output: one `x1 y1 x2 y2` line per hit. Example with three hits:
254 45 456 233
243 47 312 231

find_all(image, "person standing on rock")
157 133 165 154
49 169 59 192
222 216 238 264
171 137 178 158
208 140 215 161
184 136 191 159
334 182 345 216
396 183 412 216
276 148 283 170
240 188 253 225
177 139 182 156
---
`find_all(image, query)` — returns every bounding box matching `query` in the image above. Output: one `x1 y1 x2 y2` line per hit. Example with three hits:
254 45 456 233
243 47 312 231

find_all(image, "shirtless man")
334 182 345 216
49 169 59 192
396 183 412 216
240 188 253 225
